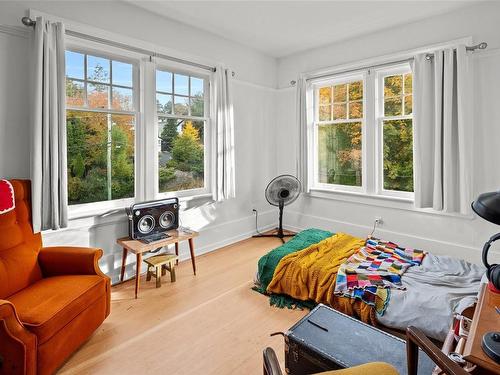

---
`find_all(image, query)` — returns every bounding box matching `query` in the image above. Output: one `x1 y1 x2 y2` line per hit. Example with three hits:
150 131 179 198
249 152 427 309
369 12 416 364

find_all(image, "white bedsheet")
377 253 485 341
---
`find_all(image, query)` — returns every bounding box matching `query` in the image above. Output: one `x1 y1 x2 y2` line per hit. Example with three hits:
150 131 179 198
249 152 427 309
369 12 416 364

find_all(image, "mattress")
376 253 485 341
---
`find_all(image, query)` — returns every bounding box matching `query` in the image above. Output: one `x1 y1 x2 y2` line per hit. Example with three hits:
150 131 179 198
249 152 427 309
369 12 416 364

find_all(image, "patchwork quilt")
335 238 426 314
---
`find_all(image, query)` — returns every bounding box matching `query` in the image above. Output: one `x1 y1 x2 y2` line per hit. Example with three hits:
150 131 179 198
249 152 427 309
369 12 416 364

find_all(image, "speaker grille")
138 215 155 234
159 211 175 229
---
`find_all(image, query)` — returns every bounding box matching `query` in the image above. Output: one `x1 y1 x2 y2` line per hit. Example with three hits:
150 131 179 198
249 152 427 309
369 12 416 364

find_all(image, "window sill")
67 193 214 221
306 188 474 220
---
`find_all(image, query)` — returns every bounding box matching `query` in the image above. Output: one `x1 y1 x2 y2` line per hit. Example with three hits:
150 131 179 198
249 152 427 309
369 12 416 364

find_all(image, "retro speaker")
126 198 179 241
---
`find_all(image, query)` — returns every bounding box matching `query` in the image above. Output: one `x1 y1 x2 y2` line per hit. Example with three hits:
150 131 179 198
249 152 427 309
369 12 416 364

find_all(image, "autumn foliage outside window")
312 64 414 196
65 51 136 205
382 73 414 192
156 69 207 193
317 78 363 187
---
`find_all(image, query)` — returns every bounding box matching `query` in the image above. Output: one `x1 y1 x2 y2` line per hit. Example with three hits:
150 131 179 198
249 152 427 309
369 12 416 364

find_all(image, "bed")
254 228 485 341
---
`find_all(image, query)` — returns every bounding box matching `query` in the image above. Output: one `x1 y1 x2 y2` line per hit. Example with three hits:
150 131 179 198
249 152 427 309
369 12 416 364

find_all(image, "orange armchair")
0 180 110 375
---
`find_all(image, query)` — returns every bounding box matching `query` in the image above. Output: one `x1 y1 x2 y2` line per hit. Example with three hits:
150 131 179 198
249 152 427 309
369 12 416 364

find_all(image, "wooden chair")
263 326 468 375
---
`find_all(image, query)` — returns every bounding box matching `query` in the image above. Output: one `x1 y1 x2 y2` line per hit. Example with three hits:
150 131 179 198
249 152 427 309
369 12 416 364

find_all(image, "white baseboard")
284 210 499 265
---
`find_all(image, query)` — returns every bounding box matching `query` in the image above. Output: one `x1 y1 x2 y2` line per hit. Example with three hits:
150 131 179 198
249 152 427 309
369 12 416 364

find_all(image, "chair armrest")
38 246 107 277
0 300 37 375
263 347 283 375
407 326 468 375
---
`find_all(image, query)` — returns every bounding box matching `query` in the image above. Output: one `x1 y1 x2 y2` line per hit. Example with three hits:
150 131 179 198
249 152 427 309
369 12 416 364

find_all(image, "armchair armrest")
0 300 36 375
38 246 107 278
407 326 468 375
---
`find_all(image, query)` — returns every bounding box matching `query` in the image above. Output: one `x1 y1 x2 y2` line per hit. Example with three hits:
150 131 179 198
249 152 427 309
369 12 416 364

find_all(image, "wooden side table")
117 228 199 298
463 283 500 374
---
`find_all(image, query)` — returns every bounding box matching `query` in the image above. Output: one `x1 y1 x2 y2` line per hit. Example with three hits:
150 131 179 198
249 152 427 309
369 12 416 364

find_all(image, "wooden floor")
59 236 307 375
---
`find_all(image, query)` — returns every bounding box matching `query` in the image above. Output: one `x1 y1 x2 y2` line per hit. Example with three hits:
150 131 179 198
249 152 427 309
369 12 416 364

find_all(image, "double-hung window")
377 67 413 196
309 62 414 199
64 44 212 213
65 50 138 206
155 68 209 196
314 75 365 191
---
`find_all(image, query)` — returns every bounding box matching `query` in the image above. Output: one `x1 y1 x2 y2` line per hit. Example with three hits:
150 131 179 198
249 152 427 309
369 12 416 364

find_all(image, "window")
309 63 413 198
64 43 213 211
378 69 413 193
156 69 208 194
65 50 137 206
314 76 364 189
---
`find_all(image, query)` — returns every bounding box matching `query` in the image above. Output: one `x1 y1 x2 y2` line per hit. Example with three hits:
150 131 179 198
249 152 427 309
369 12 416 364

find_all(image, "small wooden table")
463 283 500 374
117 229 199 298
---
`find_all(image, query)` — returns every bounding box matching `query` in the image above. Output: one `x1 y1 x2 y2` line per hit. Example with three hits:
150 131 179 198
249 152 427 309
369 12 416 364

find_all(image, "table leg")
175 242 179 265
188 238 196 275
135 253 142 299
120 248 128 283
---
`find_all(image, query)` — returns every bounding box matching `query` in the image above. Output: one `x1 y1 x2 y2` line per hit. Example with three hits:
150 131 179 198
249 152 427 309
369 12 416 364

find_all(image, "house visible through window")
309 63 414 198
65 50 137 205
64 44 213 210
156 69 208 194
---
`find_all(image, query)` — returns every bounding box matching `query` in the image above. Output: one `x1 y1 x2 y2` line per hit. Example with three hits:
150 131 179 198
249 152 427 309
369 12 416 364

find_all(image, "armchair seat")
7 275 107 344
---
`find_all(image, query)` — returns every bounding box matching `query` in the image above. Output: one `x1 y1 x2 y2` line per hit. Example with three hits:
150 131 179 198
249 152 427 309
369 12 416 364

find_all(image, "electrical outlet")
375 216 383 225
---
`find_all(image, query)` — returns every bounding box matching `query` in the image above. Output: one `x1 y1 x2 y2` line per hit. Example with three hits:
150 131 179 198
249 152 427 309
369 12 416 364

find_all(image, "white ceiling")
127 1 478 58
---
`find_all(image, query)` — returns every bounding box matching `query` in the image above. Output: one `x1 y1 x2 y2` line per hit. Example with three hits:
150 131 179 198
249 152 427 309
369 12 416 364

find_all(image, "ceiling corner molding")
0 24 30 39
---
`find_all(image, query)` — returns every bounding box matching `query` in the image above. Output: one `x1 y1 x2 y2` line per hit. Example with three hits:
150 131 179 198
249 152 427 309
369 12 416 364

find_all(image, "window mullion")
364 71 376 195
142 59 157 200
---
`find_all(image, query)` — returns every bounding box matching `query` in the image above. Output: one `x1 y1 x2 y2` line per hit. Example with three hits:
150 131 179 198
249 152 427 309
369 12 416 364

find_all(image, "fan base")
253 229 295 243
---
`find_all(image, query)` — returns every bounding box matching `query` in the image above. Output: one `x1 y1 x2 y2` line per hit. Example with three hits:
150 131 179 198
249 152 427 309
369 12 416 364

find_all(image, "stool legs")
170 263 176 282
155 266 161 288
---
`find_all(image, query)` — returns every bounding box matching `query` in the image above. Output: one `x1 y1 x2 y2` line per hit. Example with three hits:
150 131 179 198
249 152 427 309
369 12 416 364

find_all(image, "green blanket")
254 228 333 308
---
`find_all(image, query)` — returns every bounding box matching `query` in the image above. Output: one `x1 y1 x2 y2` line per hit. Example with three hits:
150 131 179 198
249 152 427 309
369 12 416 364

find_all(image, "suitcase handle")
270 332 285 337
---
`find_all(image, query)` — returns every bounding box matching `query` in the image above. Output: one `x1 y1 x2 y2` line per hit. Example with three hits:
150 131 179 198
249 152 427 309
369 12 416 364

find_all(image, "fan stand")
253 200 294 243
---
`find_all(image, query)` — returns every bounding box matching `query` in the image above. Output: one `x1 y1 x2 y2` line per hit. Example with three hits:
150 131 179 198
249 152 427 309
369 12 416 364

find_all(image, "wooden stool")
144 254 178 288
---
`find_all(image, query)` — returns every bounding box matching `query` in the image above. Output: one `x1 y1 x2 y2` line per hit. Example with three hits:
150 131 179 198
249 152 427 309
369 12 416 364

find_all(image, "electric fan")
253 175 301 242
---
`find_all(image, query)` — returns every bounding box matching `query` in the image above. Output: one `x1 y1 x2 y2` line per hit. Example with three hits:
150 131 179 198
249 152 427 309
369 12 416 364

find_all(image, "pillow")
0 179 15 214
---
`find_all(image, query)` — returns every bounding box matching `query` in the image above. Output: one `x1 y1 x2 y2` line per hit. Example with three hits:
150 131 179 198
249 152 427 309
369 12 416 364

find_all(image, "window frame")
375 64 414 199
153 62 212 200
64 40 215 219
307 63 414 201
64 43 141 215
310 73 367 194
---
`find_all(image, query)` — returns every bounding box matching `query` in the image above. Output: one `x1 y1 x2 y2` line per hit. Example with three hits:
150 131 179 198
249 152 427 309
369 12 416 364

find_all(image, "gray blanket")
377 253 485 341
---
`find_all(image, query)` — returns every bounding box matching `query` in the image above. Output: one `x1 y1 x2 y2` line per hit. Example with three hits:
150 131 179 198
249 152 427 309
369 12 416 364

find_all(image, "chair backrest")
0 180 42 298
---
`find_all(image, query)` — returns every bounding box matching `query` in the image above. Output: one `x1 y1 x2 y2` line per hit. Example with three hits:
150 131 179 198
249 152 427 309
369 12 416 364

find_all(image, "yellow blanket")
266 232 366 307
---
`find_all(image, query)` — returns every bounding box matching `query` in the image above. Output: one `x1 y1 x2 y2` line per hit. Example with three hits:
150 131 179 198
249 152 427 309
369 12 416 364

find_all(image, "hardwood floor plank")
58 236 306 374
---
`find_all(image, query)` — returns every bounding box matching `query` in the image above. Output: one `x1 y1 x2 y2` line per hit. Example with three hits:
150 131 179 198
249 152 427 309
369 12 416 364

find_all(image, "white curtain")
413 46 473 214
212 65 236 202
30 17 68 232
296 75 310 193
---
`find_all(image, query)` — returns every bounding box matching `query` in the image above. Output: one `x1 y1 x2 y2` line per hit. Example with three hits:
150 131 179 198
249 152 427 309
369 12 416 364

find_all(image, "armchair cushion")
6 275 107 344
38 246 105 277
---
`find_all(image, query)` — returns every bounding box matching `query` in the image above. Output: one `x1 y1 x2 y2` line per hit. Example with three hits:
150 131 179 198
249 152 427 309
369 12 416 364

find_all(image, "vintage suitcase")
284 304 436 375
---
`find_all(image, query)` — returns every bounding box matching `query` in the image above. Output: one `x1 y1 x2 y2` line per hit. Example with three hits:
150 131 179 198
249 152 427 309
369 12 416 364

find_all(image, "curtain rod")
294 41 488 86
21 16 217 73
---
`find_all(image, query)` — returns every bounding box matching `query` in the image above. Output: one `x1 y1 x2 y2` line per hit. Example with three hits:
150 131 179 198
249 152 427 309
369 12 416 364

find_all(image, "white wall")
0 1 278 283
276 1 500 264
